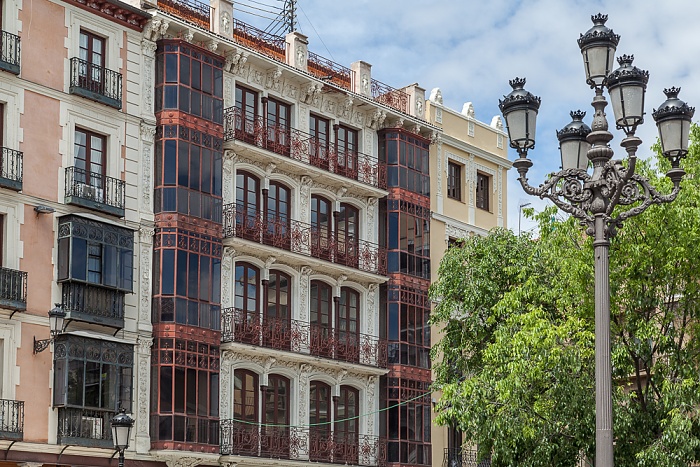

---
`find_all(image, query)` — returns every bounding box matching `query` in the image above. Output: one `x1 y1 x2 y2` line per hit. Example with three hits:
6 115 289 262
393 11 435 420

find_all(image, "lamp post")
111 407 134 467
498 13 694 467
33 304 65 354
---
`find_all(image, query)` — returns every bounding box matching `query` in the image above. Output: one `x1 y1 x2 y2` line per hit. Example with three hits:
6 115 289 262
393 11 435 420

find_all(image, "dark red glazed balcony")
223 203 387 276
220 309 387 368
219 422 386 466
224 107 387 190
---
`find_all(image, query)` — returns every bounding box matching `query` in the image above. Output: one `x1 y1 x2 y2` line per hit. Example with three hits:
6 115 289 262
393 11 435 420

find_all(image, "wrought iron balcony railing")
61 282 125 329
0 147 23 191
57 407 115 448
0 399 23 441
232 18 285 61
69 57 122 109
223 204 387 276
371 79 409 114
64 166 125 217
158 0 210 29
220 310 387 368
0 30 20 75
443 448 491 467
0 266 27 311
308 51 354 91
224 107 387 190
220 422 386 466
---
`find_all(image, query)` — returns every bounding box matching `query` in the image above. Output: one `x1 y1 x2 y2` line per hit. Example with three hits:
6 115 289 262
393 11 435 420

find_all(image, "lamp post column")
593 214 613 467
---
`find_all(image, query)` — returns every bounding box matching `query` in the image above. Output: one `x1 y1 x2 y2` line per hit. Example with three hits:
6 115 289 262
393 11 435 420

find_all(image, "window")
309 380 331 461
386 284 431 368
231 369 259 455
262 374 290 456
311 195 333 261
335 203 358 267
476 172 490 211
386 200 431 279
235 171 260 241
335 385 359 464
235 85 258 144
53 335 132 411
266 98 290 153
380 131 430 196
234 262 260 345
57 215 133 291
265 181 291 247
384 378 431 465
78 30 106 94
309 114 330 169
336 125 358 178
264 270 291 349
74 128 106 191
310 280 332 358
447 162 461 200
337 287 360 363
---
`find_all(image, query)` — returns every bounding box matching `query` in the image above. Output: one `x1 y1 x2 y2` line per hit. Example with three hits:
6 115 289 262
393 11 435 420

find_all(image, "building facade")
424 91 510 467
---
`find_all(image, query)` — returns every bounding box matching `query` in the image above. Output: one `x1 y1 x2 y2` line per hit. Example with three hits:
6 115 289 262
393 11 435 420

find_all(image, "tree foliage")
430 124 700 467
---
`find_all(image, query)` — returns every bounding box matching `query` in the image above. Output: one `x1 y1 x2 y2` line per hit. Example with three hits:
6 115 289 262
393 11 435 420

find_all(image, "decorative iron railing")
220 309 387 368
61 282 125 328
57 407 115 448
222 203 387 276
0 147 23 190
0 399 23 440
371 79 409 114
69 57 122 109
224 107 387 189
307 51 354 91
443 448 491 467
64 166 125 216
0 30 20 74
220 422 386 466
232 19 286 61
157 0 210 29
0 267 27 311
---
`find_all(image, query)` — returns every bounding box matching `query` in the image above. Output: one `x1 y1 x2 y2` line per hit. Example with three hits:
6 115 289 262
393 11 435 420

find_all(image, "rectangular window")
74 128 106 194
447 162 461 200
78 30 106 92
476 172 490 211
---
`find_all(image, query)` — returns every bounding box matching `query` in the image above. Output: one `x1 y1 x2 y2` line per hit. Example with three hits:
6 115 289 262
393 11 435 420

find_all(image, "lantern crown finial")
653 86 695 122
509 77 526 90
557 110 591 141
578 13 620 49
592 13 608 25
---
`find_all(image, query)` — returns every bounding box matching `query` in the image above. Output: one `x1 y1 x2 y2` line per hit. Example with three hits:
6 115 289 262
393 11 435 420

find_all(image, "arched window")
262 374 290 457
311 195 333 261
236 171 260 241
234 262 260 345
309 381 332 462
264 270 292 350
337 287 360 363
232 369 259 455
335 385 360 464
310 280 333 358
336 203 359 267
265 181 291 248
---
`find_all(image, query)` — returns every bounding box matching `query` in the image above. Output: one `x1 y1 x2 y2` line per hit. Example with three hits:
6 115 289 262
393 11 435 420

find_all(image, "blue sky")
235 0 700 234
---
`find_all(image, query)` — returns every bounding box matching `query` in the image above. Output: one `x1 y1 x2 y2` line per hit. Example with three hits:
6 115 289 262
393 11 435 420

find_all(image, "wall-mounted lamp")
34 205 55 215
33 304 65 354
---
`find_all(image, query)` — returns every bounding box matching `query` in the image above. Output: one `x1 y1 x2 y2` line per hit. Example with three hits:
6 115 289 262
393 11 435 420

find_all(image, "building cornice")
431 211 490 238
62 0 151 31
429 99 508 136
441 132 513 169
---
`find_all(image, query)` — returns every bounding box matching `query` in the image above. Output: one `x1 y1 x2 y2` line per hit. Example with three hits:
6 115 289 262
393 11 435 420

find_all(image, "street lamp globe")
48 304 65 338
498 77 541 162
577 13 620 88
653 87 696 169
557 110 592 171
605 55 649 135
111 408 134 452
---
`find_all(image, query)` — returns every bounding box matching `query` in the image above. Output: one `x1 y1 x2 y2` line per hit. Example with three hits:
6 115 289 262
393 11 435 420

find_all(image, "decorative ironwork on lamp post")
498 13 694 467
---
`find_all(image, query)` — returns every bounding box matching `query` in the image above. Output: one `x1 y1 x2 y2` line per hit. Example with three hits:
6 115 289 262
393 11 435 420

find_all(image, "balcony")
62 282 125 329
220 423 386 466
308 51 354 91
64 167 125 217
0 148 23 191
57 407 115 448
0 30 20 75
0 267 27 311
158 0 210 29
443 448 491 467
224 107 387 192
221 311 387 368
371 79 409 114
223 204 387 276
0 399 23 441
232 19 285 62
69 57 122 109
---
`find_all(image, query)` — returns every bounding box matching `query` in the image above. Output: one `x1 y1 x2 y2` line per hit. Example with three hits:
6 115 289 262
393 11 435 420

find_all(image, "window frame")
74 127 107 186
476 172 490 211
446 161 462 201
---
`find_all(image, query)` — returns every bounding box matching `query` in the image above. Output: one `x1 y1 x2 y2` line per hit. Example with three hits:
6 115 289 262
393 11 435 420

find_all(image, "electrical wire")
297 3 334 62
226 378 451 428
233 6 280 22
235 0 279 15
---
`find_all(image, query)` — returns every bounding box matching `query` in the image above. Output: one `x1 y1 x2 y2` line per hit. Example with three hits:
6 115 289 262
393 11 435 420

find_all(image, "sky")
235 0 700 234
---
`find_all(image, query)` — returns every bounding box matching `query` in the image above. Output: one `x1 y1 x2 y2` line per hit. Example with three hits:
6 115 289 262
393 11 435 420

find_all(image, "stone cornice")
63 0 151 31
441 133 513 169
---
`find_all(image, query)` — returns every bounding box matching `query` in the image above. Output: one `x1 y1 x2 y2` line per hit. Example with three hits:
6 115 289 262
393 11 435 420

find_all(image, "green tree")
430 124 700 467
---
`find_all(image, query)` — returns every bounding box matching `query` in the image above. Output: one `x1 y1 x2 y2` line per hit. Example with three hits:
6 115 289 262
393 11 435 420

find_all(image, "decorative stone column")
285 31 309 72
221 247 237 309
140 124 157 216
140 39 157 120
138 227 155 332
135 336 154 453
351 61 372 98
211 0 233 39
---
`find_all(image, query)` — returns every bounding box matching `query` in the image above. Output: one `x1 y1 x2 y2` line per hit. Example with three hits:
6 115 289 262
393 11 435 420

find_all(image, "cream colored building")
424 89 510 467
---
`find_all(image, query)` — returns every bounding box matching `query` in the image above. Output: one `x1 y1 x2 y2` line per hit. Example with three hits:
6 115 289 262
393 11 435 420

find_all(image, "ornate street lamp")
33 304 65 354
499 13 694 467
111 408 134 467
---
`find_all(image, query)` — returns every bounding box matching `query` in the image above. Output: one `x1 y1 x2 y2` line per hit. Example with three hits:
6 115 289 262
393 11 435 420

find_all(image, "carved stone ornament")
429 87 443 105
221 11 231 34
